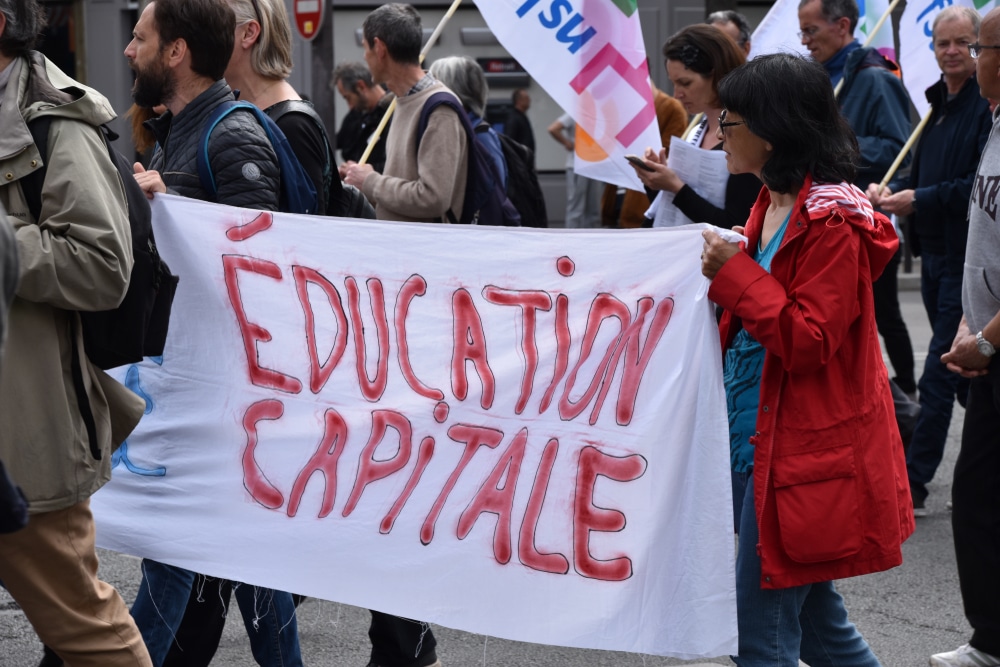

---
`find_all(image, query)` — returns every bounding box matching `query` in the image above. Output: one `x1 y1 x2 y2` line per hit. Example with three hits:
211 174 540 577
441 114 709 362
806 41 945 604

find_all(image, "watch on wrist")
977 330 996 357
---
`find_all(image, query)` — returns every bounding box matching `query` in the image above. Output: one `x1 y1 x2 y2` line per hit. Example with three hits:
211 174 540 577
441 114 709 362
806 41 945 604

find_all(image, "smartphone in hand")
625 154 655 172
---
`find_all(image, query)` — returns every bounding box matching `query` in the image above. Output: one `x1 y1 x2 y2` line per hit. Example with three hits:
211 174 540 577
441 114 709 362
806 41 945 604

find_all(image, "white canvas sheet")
92 195 737 659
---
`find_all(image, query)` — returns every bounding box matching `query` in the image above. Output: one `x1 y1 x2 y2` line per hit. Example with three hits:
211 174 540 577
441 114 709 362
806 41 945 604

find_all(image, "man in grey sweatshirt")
934 7 1000 666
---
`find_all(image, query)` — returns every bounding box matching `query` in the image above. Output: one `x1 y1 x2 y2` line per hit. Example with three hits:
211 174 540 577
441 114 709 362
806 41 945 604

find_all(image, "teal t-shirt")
723 212 791 472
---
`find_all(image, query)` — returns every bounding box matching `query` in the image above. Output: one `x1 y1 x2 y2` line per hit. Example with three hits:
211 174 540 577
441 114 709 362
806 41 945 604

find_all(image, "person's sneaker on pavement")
930 643 1000 666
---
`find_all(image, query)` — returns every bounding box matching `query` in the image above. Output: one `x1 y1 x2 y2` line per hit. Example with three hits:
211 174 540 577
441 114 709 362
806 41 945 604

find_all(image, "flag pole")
833 0 902 97
876 107 932 194
358 0 464 165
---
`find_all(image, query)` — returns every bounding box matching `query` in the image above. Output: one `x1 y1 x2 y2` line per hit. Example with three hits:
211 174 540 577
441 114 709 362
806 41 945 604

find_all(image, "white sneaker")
930 644 1000 667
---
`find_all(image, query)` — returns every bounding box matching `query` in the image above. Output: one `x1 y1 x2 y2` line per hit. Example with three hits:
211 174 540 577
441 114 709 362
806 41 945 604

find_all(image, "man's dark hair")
662 24 746 101
799 0 859 34
706 10 752 49
153 0 235 80
362 3 422 66
718 53 859 193
0 0 47 57
333 61 374 93
512 88 528 104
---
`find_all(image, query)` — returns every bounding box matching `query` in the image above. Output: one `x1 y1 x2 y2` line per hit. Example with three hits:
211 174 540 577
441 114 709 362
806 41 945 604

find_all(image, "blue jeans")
233 581 302 667
907 253 966 499
131 559 197 665
734 477 881 666
131 559 302 667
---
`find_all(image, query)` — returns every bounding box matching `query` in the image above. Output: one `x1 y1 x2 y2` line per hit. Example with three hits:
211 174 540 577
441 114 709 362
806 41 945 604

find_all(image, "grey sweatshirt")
963 108 1000 333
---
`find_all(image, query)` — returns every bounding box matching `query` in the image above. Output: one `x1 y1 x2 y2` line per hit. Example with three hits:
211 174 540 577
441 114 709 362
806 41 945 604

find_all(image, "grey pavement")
0 275 976 667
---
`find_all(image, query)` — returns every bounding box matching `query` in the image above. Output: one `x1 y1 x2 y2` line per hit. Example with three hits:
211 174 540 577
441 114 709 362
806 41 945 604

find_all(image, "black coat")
146 81 279 210
894 74 992 271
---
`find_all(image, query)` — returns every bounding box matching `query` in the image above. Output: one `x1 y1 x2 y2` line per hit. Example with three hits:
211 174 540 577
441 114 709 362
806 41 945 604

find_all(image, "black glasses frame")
719 110 745 135
969 42 1000 58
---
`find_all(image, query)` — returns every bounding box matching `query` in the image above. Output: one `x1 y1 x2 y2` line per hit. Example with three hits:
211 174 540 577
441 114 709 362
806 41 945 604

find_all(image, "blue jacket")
831 42 912 190
892 74 992 270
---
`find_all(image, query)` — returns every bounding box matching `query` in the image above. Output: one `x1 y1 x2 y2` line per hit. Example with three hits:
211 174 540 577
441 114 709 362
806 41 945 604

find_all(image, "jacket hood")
19 51 117 125
802 178 898 280
846 45 901 76
0 52 116 171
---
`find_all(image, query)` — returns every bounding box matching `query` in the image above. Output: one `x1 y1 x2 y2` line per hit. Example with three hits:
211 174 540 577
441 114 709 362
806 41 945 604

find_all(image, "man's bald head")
978 7 1000 100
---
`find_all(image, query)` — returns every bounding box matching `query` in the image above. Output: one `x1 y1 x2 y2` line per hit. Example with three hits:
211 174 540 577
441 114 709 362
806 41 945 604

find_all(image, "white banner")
748 0 810 60
898 0 994 116
92 195 737 659
859 0 897 60
473 0 662 191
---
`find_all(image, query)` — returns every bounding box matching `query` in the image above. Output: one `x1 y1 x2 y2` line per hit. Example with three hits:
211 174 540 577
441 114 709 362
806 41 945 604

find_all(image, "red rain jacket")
709 175 915 589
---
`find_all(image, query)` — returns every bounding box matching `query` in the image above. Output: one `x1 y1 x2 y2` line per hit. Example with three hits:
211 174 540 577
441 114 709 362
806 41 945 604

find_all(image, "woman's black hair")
717 53 859 193
662 24 745 101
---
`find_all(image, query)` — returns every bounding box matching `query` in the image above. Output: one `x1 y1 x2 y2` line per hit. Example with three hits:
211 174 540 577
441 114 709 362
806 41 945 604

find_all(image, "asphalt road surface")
0 287 975 667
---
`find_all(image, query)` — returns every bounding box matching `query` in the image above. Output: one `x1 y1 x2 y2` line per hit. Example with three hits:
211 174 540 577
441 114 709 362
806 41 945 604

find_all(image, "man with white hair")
869 5 991 519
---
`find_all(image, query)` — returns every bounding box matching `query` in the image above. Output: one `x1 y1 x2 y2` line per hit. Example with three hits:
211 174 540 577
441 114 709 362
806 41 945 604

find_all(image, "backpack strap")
197 100 281 199
198 100 318 214
197 100 245 200
416 92 474 224
21 115 102 459
266 99 338 215
21 116 52 223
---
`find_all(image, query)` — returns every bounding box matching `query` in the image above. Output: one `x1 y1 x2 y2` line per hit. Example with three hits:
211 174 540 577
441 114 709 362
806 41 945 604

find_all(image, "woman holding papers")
629 25 760 229
700 53 913 666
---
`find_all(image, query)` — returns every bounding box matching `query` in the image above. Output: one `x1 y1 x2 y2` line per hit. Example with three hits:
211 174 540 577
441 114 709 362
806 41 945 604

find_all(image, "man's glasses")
969 42 1000 58
797 26 821 39
719 110 745 136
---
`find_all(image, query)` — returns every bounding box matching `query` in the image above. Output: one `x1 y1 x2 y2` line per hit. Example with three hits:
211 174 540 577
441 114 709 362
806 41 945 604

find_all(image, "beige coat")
0 53 145 514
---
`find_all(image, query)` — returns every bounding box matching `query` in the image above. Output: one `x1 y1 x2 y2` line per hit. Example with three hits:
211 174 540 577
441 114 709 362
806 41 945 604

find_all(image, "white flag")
898 0 996 116
858 0 897 59
473 0 662 190
748 0 810 59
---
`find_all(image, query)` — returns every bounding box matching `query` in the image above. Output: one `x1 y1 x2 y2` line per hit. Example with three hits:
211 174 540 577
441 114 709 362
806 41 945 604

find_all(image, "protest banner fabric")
748 0 810 59
472 0 662 191
899 0 997 116
92 196 738 659
859 0 897 59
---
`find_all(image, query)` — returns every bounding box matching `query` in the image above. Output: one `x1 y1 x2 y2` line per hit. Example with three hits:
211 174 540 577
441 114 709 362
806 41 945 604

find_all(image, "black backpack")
416 92 521 226
266 99 376 220
23 117 179 370
475 124 548 228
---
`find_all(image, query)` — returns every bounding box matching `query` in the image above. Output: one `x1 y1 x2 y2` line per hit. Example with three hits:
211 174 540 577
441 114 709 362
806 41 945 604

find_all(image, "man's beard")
131 58 175 109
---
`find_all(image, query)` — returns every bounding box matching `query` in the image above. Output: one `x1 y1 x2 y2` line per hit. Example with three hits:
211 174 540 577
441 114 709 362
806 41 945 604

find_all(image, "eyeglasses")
969 42 1000 58
797 26 821 39
719 110 745 135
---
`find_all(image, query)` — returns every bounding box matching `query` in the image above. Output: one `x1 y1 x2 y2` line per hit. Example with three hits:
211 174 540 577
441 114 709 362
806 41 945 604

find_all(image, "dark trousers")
368 611 438 667
161 577 302 667
953 365 1000 656
873 248 915 393
907 253 968 499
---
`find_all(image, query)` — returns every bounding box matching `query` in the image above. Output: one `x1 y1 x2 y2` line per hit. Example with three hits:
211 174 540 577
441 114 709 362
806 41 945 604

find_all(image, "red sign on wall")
293 0 324 41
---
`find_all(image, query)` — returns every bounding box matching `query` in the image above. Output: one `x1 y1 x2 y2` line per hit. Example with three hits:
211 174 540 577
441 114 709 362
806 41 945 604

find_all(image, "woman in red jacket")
701 54 914 666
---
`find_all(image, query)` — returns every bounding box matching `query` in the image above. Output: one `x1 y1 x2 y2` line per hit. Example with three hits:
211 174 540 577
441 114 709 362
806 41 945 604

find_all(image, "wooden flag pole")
358 0 464 165
877 107 932 194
